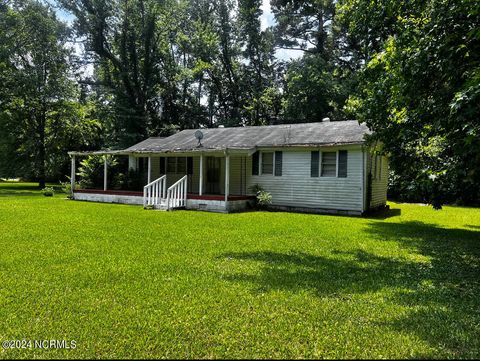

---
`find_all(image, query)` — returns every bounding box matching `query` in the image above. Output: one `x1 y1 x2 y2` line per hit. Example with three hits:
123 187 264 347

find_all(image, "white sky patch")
260 0 275 31
276 48 304 61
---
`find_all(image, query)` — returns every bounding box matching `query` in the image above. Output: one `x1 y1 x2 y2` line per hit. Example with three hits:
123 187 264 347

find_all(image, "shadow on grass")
0 192 40 197
0 182 64 197
219 221 480 357
363 207 402 220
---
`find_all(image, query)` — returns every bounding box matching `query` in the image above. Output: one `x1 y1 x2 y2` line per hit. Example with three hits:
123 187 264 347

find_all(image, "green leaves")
342 0 480 207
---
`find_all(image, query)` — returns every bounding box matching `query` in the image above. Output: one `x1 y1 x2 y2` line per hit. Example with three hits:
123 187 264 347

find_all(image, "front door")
206 157 221 194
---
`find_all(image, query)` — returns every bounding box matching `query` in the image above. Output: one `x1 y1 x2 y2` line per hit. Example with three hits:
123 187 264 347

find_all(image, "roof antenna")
195 130 204 147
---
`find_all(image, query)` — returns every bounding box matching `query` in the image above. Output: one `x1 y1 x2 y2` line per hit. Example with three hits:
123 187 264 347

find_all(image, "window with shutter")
338 150 348 178
274 151 282 176
177 157 186 174
311 151 319 177
261 152 274 174
321 152 337 177
167 157 176 173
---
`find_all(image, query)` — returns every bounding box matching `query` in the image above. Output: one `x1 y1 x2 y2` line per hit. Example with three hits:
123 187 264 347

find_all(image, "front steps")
144 199 185 211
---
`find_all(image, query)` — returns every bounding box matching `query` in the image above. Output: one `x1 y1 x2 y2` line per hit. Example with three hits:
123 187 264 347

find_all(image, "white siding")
246 147 364 212
368 154 388 208
229 156 248 195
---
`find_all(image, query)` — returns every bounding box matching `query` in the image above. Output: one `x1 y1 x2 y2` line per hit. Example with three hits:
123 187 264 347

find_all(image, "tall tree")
341 0 480 207
0 0 101 187
60 0 164 145
271 0 336 57
238 0 276 125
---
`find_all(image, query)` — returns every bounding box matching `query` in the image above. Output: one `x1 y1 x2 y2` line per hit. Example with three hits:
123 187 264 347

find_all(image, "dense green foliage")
0 1 104 187
1 182 479 358
0 0 479 206
339 0 480 207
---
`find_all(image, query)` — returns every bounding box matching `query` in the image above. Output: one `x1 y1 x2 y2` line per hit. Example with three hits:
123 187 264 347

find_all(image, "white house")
68 120 388 215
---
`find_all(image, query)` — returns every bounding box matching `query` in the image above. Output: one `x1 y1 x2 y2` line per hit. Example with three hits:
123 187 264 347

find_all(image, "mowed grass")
0 182 479 359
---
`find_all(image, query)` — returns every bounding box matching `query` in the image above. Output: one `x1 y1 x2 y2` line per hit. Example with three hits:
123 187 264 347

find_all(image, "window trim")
320 151 338 177
260 151 274 175
256 151 282 177
166 156 191 174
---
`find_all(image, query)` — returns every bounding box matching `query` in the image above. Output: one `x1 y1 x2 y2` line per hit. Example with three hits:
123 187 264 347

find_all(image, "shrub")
257 190 272 207
249 184 272 209
42 187 55 197
77 155 118 189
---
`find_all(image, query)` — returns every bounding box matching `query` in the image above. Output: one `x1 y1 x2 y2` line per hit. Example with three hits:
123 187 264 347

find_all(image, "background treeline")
0 0 479 207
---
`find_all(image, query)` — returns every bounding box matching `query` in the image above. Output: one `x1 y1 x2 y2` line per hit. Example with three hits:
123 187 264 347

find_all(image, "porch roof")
124 120 370 154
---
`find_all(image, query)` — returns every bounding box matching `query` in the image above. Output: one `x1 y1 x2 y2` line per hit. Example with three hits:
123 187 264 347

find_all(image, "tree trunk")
38 122 46 189
38 103 46 189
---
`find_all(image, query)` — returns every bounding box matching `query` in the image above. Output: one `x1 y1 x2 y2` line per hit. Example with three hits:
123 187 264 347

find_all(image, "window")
338 150 348 178
177 157 186 174
261 152 274 174
321 152 337 177
167 157 176 173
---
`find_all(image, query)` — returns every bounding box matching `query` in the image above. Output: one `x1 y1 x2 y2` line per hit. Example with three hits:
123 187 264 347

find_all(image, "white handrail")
143 175 166 207
166 175 188 210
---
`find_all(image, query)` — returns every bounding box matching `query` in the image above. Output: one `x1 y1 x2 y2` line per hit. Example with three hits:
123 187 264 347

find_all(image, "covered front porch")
68 150 255 213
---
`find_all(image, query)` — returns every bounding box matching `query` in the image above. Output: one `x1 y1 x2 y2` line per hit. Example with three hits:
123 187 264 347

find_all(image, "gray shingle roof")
124 121 370 153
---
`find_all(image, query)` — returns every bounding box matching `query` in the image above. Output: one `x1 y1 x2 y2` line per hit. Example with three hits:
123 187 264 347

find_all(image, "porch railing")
143 175 166 207
166 175 187 210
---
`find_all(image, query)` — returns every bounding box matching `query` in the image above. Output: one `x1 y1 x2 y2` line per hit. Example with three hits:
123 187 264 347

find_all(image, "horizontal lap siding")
246 149 364 211
151 157 160 179
370 155 388 208
229 156 247 195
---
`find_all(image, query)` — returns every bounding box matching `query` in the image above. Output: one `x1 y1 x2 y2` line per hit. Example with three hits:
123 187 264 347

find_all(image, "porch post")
147 156 152 184
70 155 76 197
199 154 204 196
103 156 108 191
225 152 230 207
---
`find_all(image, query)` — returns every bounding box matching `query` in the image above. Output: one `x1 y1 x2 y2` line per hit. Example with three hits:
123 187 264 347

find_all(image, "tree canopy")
0 0 478 206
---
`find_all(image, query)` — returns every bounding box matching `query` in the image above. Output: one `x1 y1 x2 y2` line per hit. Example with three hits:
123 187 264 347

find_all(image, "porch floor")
74 189 254 201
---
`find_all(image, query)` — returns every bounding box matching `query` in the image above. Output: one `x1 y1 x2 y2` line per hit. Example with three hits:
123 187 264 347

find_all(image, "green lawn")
0 182 479 359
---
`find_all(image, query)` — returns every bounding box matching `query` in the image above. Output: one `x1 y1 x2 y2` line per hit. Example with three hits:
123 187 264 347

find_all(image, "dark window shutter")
160 157 166 174
187 157 193 175
338 150 348 178
274 151 283 176
252 151 259 175
311 151 319 177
